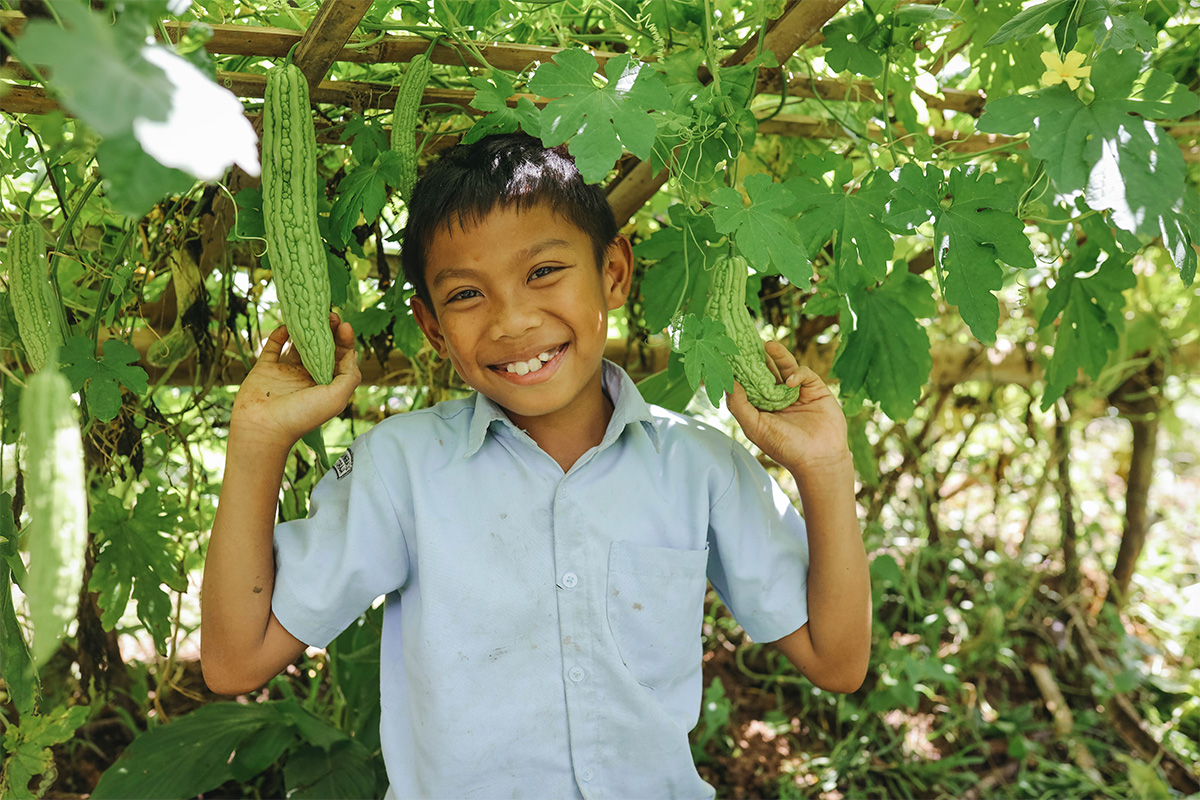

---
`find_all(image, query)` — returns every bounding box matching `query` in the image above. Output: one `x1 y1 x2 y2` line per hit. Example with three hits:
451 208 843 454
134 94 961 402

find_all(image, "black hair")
400 133 618 309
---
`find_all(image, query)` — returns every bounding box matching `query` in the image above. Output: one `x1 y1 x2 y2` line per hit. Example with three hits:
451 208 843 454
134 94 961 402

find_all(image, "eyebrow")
430 238 573 289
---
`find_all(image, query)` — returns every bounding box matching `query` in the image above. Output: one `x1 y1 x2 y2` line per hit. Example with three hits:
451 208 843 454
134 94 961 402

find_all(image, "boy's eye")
530 265 562 281
448 288 481 302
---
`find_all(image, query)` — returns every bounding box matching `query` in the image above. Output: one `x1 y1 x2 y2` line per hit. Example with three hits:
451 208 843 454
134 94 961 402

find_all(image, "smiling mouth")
491 343 567 376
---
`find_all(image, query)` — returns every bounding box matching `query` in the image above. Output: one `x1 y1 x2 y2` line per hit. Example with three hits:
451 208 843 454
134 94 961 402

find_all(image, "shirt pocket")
605 540 709 690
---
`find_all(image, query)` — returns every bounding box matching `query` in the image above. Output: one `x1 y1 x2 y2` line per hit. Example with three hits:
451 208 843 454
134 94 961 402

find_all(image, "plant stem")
86 224 139 345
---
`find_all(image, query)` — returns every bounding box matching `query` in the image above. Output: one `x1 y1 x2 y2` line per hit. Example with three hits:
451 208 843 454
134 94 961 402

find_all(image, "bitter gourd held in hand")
262 62 335 385
704 254 800 411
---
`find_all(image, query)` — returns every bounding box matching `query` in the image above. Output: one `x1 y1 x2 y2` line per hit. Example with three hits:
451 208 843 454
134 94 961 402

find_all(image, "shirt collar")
464 360 662 458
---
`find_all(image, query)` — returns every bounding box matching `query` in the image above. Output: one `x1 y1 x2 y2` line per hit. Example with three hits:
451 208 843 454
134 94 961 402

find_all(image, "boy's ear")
603 235 635 311
410 296 448 357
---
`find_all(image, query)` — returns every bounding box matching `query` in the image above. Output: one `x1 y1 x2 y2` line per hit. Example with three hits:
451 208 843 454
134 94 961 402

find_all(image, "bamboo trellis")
1 1 1196 388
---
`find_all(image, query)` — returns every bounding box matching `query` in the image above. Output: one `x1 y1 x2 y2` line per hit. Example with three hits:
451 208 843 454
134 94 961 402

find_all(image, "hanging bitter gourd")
147 249 202 368
262 62 334 385
704 254 800 411
19 356 87 667
6 221 63 371
391 53 432 204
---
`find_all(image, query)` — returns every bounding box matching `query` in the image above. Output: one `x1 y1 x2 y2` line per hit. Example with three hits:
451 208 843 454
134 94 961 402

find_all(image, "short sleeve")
271 436 410 648
705 440 809 644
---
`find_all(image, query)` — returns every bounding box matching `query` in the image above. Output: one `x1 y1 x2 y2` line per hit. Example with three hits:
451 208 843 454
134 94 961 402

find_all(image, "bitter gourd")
147 249 202 368
6 222 63 371
262 62 335 385
391 53 432 204
19 358 87 666
704 254 800 411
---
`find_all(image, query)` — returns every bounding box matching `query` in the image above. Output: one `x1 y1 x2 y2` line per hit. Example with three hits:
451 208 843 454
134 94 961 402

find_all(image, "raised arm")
726 341 871 693
201 317 360 695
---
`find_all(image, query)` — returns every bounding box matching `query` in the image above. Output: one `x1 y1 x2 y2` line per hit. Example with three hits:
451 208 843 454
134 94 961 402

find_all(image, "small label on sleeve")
333 449 354 479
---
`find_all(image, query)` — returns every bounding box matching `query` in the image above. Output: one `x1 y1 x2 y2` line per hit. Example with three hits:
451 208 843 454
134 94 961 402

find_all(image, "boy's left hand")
726 341 851 478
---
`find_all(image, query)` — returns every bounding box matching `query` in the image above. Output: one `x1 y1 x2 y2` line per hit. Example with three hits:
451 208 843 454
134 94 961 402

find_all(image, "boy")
202 133 870 798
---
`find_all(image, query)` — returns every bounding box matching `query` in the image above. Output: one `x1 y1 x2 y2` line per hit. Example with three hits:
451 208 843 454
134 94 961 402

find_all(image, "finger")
792 365 829 397
725 381 760 430
333 321 357 358
762 342 783 383
257 325 290 363
331 344 362 391
766 340 803 388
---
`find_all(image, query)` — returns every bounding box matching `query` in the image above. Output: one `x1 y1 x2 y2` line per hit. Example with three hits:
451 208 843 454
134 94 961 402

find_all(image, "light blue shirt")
272 361 810 799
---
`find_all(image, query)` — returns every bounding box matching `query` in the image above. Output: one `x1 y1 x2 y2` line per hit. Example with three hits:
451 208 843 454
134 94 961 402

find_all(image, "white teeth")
503 347 559 374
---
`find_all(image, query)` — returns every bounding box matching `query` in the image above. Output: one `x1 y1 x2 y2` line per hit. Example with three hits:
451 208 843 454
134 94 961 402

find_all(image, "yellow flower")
1040 50 1092 90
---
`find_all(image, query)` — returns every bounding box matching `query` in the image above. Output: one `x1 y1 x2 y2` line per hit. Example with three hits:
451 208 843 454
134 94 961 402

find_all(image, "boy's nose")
488 295 541 340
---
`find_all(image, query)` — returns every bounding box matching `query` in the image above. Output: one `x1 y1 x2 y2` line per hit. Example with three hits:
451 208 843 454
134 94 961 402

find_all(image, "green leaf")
869 553 904 589
889 165 1033 343
1093 6 1157 51
831 269 935 420
1 704 90 799
340 115 387 165
635 352 696 413
341 306 393 341
60 336 149 423
985 0 1074 45
985 0 1156 51
978 49 1200 238
17 4 256 183
1159 205 1197 286
284 740 378 799
329 154 398 249
786 168 895 292
634 206 720 330
642 0 707 37
711 174 809 283
1038 247 1136 409
1114 753 1173 800
229 724 297 783
90 702 284 799
823 12 885 77
87 490 187 655
14 3 170 138
530 49 672 183
939 167 1034 343
883 162 942 231
95 134 196 220
230 187 265 242
464 70 542 144
392 306 426 361
676 314 738 406
848 412 879 488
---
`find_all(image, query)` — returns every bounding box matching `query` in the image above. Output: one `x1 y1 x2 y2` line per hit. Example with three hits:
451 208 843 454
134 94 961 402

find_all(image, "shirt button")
562 571 579 588
581 767 594 781
568 666 585 683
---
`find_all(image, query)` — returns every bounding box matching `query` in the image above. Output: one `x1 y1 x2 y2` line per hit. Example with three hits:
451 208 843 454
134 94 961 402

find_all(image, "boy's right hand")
230 313 361 450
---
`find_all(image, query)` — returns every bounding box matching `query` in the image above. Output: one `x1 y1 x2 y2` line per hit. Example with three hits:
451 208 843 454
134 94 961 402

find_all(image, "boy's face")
411 204 632 428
